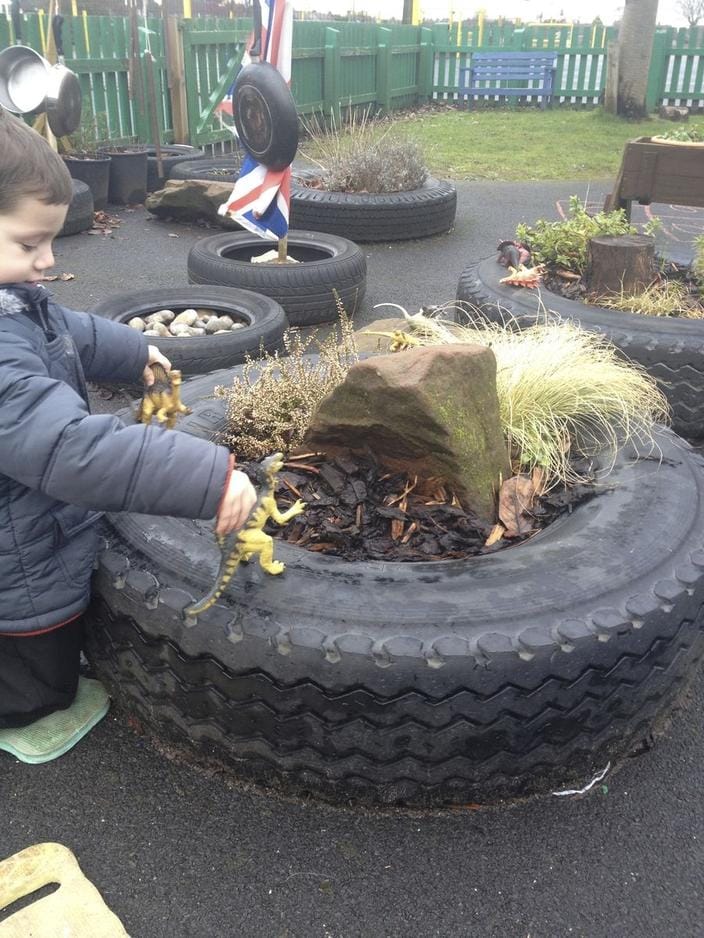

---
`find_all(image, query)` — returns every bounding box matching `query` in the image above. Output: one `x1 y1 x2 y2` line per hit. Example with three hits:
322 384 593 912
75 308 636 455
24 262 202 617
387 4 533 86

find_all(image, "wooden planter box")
604 136 704 219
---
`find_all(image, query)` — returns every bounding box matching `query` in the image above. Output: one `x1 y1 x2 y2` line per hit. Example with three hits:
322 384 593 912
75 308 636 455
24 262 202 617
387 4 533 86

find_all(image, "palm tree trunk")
617 0 659 117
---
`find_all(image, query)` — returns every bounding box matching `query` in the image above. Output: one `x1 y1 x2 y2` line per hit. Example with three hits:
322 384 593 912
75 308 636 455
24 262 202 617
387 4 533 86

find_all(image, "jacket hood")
0 283 49 316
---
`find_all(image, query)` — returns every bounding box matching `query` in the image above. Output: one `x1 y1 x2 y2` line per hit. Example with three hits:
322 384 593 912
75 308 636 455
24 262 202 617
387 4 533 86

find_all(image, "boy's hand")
216 470 258 535
143 345 172 387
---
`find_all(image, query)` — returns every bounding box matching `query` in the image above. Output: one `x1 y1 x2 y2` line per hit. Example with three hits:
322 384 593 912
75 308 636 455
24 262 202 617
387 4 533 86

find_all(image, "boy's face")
0 197 68 285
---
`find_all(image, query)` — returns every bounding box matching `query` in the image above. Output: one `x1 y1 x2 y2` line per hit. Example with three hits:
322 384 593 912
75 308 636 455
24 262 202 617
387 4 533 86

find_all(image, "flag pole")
277 235 288 262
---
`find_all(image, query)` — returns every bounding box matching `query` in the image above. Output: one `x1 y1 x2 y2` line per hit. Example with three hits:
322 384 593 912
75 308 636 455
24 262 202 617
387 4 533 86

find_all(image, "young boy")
0 107 257 747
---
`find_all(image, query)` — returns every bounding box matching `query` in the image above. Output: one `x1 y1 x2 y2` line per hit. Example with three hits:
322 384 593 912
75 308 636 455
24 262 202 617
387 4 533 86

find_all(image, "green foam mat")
0 678 110 764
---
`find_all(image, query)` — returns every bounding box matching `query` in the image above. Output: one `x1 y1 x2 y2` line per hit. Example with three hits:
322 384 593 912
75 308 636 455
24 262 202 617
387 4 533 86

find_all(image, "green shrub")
655 124 704 142
516 196 637 275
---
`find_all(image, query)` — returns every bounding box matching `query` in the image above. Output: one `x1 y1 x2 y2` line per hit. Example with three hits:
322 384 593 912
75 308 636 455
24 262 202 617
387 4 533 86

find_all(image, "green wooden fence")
0 11 174 145
1 12 702 149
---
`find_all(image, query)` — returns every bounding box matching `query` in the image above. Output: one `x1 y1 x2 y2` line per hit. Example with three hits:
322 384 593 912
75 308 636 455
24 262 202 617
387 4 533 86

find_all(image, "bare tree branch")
678 0 704 27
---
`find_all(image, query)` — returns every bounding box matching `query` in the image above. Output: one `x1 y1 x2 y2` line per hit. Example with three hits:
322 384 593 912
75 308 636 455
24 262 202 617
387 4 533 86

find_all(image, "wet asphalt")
2 180 704 938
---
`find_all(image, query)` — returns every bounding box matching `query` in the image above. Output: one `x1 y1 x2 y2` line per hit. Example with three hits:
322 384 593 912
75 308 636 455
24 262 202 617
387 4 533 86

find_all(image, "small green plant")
516 196 637 275
597 280 703 318
375 305 669 487
694 234 704 288
655 124 704 142
300 107 428 193
215 302 358 459
60 111 110 157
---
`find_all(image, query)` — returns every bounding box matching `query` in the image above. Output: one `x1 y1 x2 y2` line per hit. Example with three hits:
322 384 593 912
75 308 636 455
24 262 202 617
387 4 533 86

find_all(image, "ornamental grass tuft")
377 305 670 487
596 279 704 318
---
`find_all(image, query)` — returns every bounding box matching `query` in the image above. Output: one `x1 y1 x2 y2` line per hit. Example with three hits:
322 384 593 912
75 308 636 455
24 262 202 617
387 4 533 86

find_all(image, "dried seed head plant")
215 296 358 459
300 106 428 194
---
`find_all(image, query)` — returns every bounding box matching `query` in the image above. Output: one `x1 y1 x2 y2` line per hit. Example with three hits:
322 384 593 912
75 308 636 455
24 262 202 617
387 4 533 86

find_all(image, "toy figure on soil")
185 453 306 617
497 239 531 268
499 264 545 288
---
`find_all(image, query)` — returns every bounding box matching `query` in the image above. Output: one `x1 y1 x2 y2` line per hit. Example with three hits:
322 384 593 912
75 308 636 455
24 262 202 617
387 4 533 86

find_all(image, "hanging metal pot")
231 0 298 171
0 44 49 114
0 4 81 138
45 15 82 137
0 2 49 114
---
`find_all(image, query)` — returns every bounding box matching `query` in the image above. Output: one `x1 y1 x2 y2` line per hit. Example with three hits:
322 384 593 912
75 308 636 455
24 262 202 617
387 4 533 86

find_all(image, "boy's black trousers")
0 618 84 728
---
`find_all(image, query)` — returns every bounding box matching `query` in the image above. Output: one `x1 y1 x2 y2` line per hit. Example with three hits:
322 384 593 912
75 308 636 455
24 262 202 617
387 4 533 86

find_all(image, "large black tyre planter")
187 231 367 326
457 256 704 440
145 145 206 192
57 179 93 238
91 287 288 375
289 174 457 242
168 155 242 183
86 366 704 807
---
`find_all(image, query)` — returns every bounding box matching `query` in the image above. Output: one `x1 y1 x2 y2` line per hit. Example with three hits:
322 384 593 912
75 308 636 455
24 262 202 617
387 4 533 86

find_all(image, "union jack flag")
218 0 294 242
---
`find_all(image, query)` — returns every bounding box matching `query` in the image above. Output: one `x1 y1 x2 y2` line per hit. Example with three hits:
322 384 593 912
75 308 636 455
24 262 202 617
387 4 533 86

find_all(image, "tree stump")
587 234 655 296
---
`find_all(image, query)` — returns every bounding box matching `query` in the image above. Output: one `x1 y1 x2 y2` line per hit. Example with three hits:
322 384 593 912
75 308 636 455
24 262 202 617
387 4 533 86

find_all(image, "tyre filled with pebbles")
92 286 288 375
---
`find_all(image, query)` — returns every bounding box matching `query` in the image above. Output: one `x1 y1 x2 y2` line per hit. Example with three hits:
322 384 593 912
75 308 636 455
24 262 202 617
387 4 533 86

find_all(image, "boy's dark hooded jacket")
0 283 231 636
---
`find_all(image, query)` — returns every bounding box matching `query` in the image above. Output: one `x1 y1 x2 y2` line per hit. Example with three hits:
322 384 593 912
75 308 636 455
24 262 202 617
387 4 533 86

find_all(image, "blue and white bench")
458 51 558 109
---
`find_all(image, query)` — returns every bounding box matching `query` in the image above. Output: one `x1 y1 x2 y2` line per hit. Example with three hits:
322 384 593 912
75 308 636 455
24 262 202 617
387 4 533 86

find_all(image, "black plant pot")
62 154 111 211
98 146 148 205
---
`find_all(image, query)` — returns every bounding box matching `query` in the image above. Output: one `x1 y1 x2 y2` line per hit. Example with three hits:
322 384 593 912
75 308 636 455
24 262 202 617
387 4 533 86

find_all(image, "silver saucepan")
0 3 82 137
45 14 82 137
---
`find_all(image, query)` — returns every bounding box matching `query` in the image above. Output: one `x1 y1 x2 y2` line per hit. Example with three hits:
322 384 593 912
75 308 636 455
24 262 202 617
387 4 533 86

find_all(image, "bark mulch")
243 452 597 563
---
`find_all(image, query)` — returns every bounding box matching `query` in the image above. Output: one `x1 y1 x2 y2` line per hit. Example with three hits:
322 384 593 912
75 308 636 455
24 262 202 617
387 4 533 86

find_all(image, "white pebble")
172 309 198 326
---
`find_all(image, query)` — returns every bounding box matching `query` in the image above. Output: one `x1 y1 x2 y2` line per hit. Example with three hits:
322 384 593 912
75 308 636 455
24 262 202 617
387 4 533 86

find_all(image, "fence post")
377 26 392 113
323 26 341 125
604 39 618 114
418 26 434 103
165 15 189 143
646 28 668 112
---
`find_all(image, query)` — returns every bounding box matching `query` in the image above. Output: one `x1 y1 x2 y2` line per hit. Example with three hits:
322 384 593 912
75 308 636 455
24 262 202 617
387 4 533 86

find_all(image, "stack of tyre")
59 145 278 374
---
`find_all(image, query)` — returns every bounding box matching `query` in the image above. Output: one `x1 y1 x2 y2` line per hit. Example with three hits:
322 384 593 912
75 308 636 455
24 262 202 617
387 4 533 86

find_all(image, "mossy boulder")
303 344 509 523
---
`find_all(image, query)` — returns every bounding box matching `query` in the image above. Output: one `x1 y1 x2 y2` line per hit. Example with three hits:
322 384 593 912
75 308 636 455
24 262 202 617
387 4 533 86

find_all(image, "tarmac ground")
2 180 704 938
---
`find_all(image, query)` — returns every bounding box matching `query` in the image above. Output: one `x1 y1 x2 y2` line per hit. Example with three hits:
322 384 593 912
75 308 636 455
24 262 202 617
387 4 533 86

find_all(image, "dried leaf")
498 474 537 538
484 523 505 547
555 268 581 281
531 466 547 496
41 272 75 282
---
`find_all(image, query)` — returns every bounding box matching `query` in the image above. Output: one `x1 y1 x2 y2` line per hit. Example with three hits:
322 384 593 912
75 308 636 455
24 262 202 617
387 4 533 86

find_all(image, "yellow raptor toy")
185 452 306 618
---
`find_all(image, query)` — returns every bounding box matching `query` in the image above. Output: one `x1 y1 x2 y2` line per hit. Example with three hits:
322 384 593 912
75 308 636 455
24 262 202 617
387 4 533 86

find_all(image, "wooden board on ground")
0 843 129 937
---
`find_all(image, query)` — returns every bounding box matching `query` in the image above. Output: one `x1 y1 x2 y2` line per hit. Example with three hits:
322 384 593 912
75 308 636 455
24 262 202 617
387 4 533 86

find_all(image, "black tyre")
91 287 288 375
187 230 366 326
57 179 93 238
145 145 206 191
457 256 704 440
86 366 704 807
232 63 299 170
290 174 457 242
168 155 243 183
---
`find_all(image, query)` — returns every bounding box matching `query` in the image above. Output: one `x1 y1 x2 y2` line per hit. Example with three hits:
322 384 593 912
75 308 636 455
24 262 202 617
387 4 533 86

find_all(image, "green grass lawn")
380 107 687 182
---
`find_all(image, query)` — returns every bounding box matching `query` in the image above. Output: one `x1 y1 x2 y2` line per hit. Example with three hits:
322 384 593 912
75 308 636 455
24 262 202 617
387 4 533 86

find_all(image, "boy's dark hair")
0 107 73 213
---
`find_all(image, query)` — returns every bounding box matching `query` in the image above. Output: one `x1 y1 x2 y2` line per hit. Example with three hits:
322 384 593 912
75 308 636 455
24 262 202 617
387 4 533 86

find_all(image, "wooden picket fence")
1 11 702 149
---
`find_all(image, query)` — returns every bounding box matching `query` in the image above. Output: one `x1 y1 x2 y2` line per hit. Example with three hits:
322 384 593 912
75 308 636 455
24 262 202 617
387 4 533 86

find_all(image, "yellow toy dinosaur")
359 329 421 352
185 452 306 617
136 362 192 429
